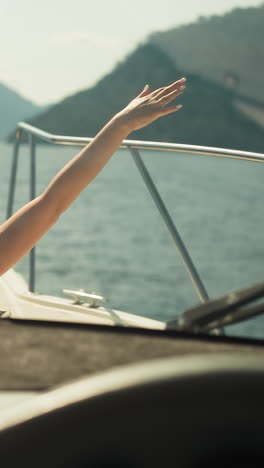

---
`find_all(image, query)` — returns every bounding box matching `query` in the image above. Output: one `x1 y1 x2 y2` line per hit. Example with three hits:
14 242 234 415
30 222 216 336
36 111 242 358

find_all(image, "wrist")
110 111 134 137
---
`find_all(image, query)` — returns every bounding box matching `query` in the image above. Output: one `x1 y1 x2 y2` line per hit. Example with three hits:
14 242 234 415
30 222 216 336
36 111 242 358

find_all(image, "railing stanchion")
6 129 22 220
29 134 36 292
129 147 210 304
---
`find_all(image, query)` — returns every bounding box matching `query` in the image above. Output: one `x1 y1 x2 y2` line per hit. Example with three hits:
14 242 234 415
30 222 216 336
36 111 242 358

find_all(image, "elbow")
38 192 63 225
40 188 73 221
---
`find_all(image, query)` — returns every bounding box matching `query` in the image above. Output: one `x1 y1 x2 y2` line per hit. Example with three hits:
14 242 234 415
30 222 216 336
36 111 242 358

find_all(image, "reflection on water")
0 143 264 339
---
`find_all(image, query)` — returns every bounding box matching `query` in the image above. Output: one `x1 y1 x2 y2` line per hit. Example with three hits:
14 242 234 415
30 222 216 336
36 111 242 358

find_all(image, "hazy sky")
0 0 262 105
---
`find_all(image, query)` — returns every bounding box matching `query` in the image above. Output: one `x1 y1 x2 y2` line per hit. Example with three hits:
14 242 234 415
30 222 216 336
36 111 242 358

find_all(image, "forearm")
0 115 128 275
0 194 60 275
43 113 129 214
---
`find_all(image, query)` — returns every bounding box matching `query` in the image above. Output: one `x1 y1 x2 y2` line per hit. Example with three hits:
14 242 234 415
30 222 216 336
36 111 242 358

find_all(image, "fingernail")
181 77 187 82
177 104 183 109
179 85 186 90
144 84 149 90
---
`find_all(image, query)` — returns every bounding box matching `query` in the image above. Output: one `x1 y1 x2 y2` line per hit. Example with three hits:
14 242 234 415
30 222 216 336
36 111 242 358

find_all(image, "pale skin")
0 77 186 276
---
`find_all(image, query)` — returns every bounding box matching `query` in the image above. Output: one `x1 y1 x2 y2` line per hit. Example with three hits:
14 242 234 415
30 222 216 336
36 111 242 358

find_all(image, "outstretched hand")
0 75 186 277
118 77 186 133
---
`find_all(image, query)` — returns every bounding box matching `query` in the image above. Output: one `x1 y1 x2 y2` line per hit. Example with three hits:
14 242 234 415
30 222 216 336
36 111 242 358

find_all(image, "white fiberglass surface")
0 392 39 411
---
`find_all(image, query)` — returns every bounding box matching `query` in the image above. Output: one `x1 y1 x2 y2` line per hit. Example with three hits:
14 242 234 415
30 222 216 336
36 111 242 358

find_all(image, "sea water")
0 142 264 339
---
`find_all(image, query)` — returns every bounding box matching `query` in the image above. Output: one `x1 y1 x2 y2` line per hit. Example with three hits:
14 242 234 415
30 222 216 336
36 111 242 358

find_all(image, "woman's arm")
0 78 186 275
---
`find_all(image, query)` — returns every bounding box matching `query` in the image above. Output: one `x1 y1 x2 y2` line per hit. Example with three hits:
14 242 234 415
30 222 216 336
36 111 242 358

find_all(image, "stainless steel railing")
7 122 264 301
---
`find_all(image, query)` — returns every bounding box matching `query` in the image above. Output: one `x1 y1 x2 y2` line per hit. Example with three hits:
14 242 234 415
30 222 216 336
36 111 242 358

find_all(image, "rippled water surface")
1 142 264 339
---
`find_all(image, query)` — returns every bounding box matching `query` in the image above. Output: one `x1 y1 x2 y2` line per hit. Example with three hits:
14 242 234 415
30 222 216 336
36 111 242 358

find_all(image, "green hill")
19 43 264 152
0 83 42 139
149 3 264 102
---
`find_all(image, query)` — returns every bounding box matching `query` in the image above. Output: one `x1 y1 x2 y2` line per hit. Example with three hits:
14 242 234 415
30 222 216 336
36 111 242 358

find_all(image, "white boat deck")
0 269 165 330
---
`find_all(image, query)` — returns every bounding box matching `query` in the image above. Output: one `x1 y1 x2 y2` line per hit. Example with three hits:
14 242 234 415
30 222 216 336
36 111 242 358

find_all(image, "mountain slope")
149 4 264 102
0 83 42 139
22 43 264 152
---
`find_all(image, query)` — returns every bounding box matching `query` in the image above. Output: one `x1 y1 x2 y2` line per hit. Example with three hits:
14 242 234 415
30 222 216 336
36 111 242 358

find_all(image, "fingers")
154 77 186 99
155 78 187 117
138 77 186 102
133 77 186 125
151 87 165 97
157 85 186 106
137 84 151 98
160 104 183 116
